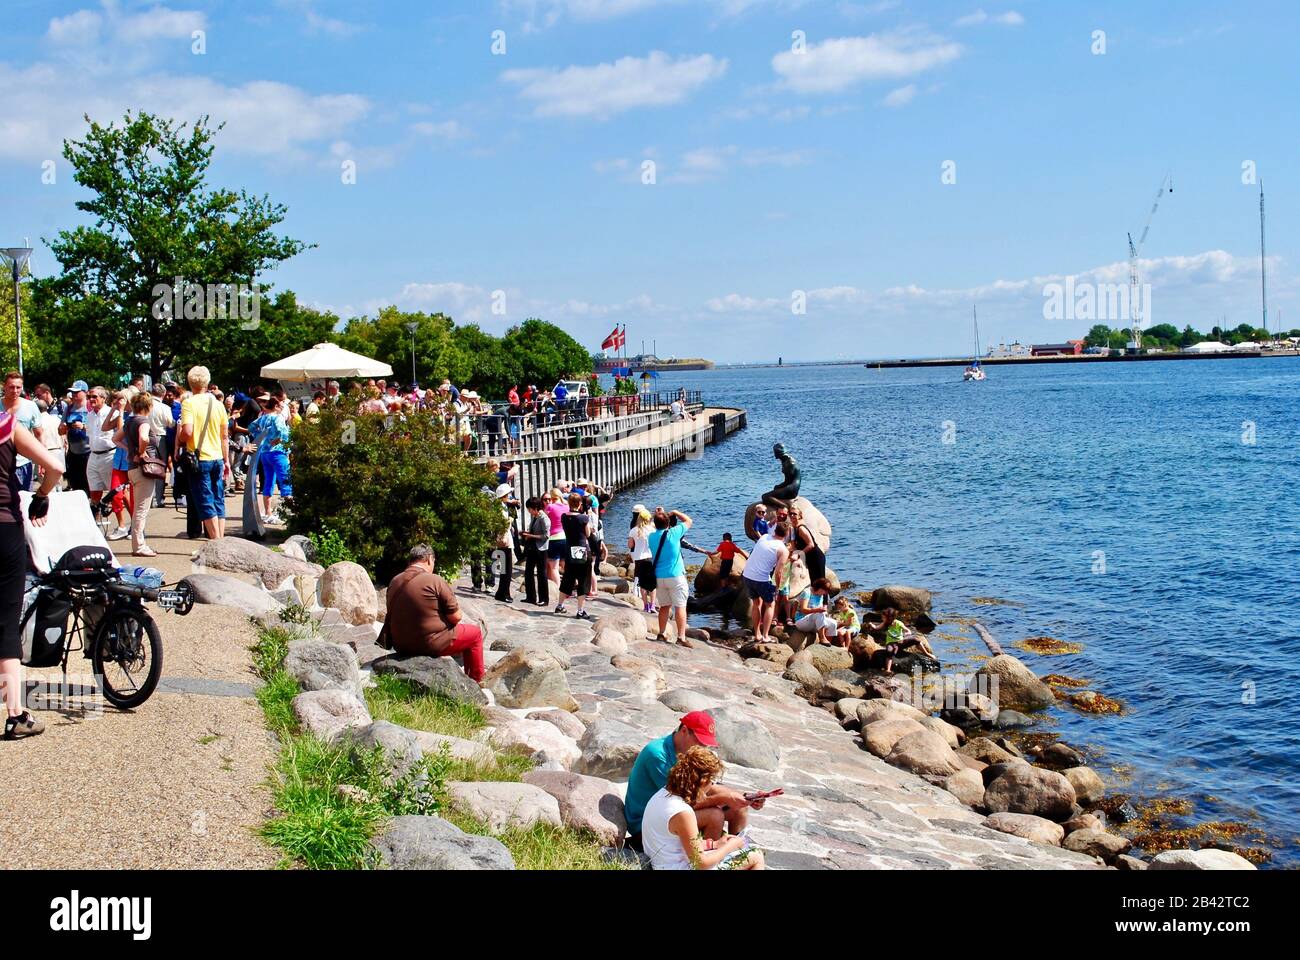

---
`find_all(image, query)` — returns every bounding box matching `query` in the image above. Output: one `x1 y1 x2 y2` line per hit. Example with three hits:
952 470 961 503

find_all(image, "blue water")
618 359 1300 866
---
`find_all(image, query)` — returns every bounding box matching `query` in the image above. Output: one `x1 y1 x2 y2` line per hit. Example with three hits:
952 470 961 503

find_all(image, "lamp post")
405 321 418 386
1 247 33 376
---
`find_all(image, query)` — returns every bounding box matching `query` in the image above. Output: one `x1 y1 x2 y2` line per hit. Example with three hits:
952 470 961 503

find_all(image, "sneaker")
3 712 45 740
108 526 130 541
575 610 591 620
554 603 567 614
265 513 284 526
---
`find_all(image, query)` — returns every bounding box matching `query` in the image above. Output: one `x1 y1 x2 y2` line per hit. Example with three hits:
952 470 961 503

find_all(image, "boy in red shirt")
713 533 749 581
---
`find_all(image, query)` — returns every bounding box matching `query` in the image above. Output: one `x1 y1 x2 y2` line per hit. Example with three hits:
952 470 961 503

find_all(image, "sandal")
676 637 695 648
133 548 158 558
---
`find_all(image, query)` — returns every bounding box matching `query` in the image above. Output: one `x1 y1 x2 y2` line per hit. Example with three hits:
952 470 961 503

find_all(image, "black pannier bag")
21 586 73 668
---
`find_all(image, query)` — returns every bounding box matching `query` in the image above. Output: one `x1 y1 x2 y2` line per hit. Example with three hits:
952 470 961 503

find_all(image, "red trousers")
443 622 484 682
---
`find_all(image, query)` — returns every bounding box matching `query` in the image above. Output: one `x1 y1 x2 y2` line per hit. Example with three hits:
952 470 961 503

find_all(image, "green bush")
308 526 356 568
287 399 506 581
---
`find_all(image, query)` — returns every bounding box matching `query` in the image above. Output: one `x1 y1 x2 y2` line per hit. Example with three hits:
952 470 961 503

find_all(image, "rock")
372 815 514 870
523 770 627 845
859 718 926 758
971 655 1056 711
856 699 927 727
181 573 282 619
1148 849 1256 871
371 654 487 706
782 659 824 695
489 637 572 669
354 642 389 669
869 585 932 620
193 536 323 590
482 647 577 711
292 689 372 742
603 846 652 870
599 562 619 577
944 768 986 809
446 781 562 833
693 551 747 595
526 708 586 739
834 697 867 720
885 729 963 778
684 627 710 642
847 633 883 670
744 658 785 675
1115 854 1148 871
409 730 493 765
1062 829 1131 863
983 812 1065 846
983 763 1077 821
861 673 916 705
281 534 317 563
319 561 378 625
738 641 794 665
1063 766 1106 806
658 688 721 713
488 719 581 769
981 760 1030 787
711 706 780 771
1063 813 1103 835
956 754 988 774
992 709 1035 729
918 715 962 749
574 716 646 780
590 609 649 647
270 587 299 606
822 676 866 702
804 644 854 675
940 707 981 729
284 639 361 694
1040 742 1085 768
591 629 628 655
992 736 1023 759
338 721 424 782
958 737 1018 766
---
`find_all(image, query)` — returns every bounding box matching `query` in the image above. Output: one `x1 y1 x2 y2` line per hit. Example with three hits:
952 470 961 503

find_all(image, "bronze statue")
762 443 800 508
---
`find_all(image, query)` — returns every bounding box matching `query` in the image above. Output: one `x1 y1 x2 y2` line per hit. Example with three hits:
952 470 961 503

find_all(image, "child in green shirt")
868 607 922 675
830 596 860 648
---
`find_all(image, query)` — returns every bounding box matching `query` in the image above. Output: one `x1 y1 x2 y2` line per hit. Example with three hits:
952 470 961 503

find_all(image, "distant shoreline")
709 352 1300 371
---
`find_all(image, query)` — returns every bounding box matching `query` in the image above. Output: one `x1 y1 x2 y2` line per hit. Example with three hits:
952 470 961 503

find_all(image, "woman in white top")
641 746 766 871
627 504 656 614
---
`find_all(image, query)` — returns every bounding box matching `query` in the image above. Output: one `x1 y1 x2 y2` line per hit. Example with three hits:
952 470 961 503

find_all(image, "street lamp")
1 247 33 375
405 321 418 386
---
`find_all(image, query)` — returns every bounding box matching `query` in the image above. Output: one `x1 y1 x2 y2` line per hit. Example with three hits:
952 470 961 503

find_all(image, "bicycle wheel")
92 606 164 709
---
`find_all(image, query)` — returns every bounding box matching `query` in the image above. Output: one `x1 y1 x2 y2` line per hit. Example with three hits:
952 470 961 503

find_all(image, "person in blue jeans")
250 397 292 526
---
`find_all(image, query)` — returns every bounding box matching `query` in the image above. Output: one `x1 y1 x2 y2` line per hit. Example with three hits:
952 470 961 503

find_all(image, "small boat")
964 305 987 382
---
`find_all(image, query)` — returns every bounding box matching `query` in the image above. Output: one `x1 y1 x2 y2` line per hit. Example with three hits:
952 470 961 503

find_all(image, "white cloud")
411 120 469 140
278 0 366 37
882 83 916 107
772 32 962 94
47 9 103 45
502 51 727 118
954 9 1025 27
48 3 207 46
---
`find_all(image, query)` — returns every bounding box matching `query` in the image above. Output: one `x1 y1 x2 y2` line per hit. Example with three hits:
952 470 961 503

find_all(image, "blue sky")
2 0 1296 361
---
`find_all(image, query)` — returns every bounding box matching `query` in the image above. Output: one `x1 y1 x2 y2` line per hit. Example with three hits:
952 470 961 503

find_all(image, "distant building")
1184 341 1232 354
1031 340 1085 357
987 340 1031 359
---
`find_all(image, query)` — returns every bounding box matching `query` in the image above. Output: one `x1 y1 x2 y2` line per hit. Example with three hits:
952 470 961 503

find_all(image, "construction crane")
1126 172 1172 352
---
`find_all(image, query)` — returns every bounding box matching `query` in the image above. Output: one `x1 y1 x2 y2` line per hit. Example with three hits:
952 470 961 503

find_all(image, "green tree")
338 307 468 386
1179 325 1203 348
0 278 60 381
451 323 521 398
1084 324 1112 347
1145 323 1179 346
500 318 592 390
38 111 308 382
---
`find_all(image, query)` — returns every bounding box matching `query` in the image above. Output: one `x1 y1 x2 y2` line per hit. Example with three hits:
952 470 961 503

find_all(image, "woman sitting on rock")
642 746 766 871
789 577 836 647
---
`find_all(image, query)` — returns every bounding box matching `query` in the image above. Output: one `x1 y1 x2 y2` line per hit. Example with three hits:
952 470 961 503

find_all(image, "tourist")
789 577 837 648
146 384 174 507
178 366 231 540
59 381 91 494
3 373 41 491
164 382 184 507
554 493 596 619
35 397 65 486
325 380 341 404
106 389 139 541
788 506 826 583
360 386 386 415
648 507 694 647
543 487 568 591
627 504 657 613
521 496 550 605
869 607 923 675
641 747 766 870
120 391 161 556
623 711 764 853
383 544 484 681
1 404 64 740
84 388 128 537
490 483 515 602
251 396 292 525
305 390 325 422
287 399 303 427
739 522 789 643
831 596 860 648
668 395 695 422
752 503 770 536
712 532 748 582
583 491 605 599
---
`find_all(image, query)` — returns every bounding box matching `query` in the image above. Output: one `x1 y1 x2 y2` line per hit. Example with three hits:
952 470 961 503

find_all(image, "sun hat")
494 483 513 499
679 711 718 747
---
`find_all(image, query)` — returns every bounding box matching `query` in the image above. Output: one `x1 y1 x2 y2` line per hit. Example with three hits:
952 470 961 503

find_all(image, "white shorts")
87 451 114 492
655 575 689 610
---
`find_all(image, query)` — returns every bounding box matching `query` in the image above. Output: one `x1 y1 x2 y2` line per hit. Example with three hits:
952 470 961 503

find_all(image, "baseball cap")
71 380 89 392
679 710 718 747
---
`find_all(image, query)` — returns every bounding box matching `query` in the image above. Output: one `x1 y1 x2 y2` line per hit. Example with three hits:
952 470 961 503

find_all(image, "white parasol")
260 342 393 381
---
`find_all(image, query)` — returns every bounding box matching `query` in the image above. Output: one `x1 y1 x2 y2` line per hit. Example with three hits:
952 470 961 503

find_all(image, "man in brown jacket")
384 544 484 681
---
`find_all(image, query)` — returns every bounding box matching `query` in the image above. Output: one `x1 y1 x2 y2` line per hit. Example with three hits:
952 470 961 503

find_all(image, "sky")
1 0 1297 362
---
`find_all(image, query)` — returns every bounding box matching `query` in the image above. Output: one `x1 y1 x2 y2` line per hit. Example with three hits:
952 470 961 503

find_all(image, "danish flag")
601 325 626 351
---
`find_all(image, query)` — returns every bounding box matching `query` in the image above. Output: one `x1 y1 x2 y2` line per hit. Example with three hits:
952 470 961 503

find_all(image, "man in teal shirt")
623 711 763 851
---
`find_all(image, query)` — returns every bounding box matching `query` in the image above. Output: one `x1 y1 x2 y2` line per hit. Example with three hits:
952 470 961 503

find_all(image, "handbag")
140 453 168 480
179 394 218 473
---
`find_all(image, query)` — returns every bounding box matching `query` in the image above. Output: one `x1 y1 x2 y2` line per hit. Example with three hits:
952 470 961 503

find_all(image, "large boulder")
193 536 323 589
1063 766 1106 806
338 721 424 782
590 609 650 647
526 709 586 739
292 689 372 742
885 729 963 777
523 770 627 845
489 635 573 668
800 644 854 675
711 706 780 771
944 768 986 808
869 585 931 620
918 715 963 749
483 647 577 711
1062 829 1131 863
658 688 721 713
488 719 581 769
959 737 1020 766
372 815 514 870
574 716 646 780
782 659 824 696
693 551 748 596
983 812 1065 846
181 573 282 620
284 639 361 695
371 654 487 707
856 699 926 727
410 731 495 765
445 781 562 833
743 496 831 553
1148 849 1257 871
860 718 926 758
971 654 1056 711
738 642 794 666
319 561 378 625
822 672 866 701
984 763 1077 820
281 534 317 563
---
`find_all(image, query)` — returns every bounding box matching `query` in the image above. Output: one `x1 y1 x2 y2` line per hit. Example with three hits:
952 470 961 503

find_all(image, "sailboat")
963 305 987 381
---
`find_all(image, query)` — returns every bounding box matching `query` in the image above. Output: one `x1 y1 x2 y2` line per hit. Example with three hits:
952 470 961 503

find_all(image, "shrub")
288 399 506 581
308 526 356 568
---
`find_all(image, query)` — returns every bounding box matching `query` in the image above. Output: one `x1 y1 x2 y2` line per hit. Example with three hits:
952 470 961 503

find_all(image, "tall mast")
1260 180 1268 332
